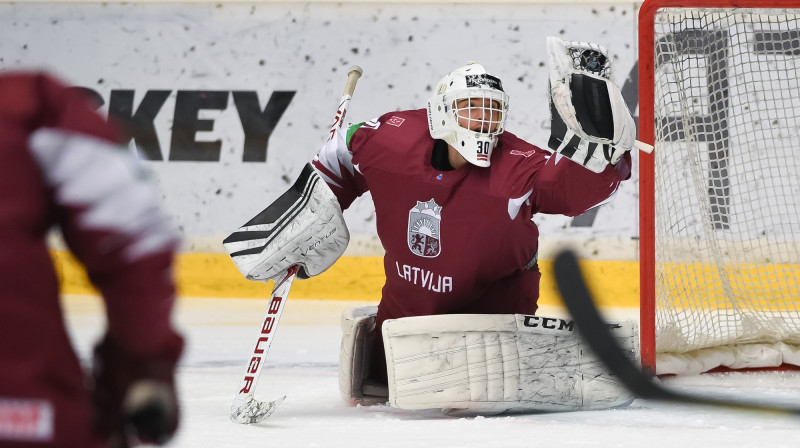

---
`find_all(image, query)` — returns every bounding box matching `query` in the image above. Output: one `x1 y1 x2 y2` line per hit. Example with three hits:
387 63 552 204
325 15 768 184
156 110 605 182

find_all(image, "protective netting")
652 7 800 374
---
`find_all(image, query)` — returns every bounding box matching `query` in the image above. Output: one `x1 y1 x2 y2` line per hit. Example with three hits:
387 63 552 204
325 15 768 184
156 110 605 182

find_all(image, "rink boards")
51 251 641 308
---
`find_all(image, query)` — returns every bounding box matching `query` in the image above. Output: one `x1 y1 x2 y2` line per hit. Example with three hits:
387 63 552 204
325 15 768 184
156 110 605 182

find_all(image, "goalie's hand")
546 36 636 173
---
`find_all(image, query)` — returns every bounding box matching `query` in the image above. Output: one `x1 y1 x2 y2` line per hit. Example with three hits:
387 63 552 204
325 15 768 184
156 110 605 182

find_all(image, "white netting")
652 7 800 374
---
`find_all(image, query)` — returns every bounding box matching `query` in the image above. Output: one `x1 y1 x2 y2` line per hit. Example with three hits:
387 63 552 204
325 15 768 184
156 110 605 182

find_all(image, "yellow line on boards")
50 251 641 308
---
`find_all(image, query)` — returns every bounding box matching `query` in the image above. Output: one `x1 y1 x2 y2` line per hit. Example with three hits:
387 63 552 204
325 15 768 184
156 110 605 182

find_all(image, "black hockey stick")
553 249 800 415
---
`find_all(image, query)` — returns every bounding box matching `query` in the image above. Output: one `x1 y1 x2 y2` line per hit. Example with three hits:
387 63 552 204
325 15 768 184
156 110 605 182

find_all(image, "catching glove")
547 36 636 173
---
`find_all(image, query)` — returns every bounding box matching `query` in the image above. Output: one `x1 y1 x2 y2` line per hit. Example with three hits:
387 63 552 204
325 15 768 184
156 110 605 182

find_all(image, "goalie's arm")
530 148 630 216
312 122 371 210
224 118 377 283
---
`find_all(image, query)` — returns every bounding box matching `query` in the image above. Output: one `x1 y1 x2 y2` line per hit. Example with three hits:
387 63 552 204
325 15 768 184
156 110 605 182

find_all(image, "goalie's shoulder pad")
223 163 350 281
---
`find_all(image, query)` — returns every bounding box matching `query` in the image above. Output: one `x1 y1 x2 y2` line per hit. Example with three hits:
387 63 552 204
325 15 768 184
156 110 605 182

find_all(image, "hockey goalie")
225 37 639 415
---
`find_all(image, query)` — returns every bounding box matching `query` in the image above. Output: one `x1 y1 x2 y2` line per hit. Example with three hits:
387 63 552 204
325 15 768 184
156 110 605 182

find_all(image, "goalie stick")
553 249 800 416
634 140 654 154
230 265 297 424
229 65 364 424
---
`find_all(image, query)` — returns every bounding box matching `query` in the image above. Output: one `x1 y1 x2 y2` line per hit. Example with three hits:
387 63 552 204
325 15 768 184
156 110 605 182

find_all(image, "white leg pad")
382 314 638 415
338 305 386 405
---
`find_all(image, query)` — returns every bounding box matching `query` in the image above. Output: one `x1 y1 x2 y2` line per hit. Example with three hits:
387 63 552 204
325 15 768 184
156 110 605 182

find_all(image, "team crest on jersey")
407 199 442 258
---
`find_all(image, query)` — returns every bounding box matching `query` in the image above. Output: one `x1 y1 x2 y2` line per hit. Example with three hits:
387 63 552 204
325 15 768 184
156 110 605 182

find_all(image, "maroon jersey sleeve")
311 119 373 210
490 132 632 217
530 151 631 216
4 72 182 356
0 71 182 445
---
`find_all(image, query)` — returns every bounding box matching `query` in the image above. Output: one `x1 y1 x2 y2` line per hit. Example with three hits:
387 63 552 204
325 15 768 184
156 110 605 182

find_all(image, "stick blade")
230 395 286 424
553 249 800 415
553 249 667 399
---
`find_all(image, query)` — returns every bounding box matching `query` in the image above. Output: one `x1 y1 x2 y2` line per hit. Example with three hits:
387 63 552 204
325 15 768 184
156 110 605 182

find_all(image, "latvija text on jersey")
395 262 453 293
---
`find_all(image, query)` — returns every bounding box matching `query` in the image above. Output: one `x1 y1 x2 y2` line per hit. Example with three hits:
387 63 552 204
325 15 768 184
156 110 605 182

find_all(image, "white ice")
62 296 800 448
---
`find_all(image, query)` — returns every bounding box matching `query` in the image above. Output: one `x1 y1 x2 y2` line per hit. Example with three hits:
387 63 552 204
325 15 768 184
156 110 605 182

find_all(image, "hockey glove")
92 334 183 447
546 36 636 173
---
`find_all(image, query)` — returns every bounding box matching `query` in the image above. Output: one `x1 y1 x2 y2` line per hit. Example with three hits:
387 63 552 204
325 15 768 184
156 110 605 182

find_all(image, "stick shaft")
634 140 654 154
328 65 364 141
343 66 363 97
233 266 298 406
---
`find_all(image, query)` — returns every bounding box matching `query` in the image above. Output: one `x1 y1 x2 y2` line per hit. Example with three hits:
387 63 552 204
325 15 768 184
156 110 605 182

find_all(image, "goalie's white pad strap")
223 163 349 281
382 314 637 415
338 306 387 405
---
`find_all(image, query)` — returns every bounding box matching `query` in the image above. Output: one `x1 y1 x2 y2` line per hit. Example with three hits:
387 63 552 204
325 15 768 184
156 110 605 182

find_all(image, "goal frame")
638 0 800 374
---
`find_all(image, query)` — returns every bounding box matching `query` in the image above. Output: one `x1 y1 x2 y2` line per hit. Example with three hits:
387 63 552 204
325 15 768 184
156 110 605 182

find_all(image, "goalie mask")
427 62 510 167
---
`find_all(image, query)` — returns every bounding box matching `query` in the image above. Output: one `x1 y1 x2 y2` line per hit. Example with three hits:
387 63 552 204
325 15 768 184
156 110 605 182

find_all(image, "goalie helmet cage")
639 0 800 376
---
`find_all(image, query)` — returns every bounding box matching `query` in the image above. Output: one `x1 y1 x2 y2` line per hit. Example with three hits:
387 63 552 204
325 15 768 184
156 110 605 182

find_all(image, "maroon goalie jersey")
313 109 630 376
0 72 182 447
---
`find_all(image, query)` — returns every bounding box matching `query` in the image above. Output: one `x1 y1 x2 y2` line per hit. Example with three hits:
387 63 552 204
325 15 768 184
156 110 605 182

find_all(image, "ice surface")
62 296 800 448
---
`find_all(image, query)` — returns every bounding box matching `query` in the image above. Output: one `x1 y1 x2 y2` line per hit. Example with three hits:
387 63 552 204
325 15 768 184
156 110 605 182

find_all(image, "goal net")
639 0 800 375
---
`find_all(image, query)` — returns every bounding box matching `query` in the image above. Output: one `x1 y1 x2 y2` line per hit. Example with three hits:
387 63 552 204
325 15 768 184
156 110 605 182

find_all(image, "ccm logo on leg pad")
521 315 574 331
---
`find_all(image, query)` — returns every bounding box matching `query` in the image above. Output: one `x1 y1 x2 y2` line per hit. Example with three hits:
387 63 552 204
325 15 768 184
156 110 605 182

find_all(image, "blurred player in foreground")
0 71 183 447
226 37 640 415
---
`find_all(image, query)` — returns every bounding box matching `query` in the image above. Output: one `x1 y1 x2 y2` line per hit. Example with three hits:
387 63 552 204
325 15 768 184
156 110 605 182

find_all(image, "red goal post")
639 0 800 375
